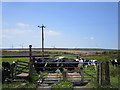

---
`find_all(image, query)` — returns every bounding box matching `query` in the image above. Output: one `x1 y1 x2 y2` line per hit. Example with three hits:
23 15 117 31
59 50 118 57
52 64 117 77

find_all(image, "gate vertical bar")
62 68 67 81
99 62 103 85
79 67 84 83
101 62 104 85
101 62 103 85
97 64 99 83
81 68 84 83
103 62 105 85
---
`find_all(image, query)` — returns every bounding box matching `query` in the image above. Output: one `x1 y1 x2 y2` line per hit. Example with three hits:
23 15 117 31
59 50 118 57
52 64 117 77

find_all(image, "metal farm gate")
30 61 98 85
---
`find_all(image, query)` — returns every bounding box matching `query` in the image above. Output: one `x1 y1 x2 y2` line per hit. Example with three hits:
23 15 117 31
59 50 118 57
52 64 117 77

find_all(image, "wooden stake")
28 45 32 81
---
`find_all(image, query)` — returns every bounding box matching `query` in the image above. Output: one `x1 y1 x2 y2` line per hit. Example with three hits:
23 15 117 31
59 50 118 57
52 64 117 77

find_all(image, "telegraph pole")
38 24 46 57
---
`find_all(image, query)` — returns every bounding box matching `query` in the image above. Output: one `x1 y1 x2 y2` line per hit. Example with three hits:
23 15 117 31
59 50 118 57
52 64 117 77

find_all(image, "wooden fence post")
28 45 32 81
104 61 110 85
29 45 32 62
98 61 110 86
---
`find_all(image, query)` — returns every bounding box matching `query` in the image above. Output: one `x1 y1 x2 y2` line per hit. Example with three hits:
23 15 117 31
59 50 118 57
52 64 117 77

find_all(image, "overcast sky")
1 2 118 49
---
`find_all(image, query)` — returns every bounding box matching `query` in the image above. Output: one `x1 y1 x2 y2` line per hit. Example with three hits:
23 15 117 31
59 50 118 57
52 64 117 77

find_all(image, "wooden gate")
11 60 29 79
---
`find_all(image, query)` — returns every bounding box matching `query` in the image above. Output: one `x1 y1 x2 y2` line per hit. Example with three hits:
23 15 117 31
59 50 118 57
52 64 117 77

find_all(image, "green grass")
90 79 114 89
64 55 78 59
2 82 23 89
109 64 119 88
51 81 73 90
2 57 29 64
2 81 37 90
83 54 118 61
110 76 119 88
20 81 37 89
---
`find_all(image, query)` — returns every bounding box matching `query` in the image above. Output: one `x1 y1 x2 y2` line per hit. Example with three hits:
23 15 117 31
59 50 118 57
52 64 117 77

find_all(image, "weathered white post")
78 61 84 83
79 67 84 83
62 68 67 81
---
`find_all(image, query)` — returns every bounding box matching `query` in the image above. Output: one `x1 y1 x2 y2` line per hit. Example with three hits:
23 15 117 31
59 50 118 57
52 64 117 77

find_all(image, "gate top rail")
34 62 99 64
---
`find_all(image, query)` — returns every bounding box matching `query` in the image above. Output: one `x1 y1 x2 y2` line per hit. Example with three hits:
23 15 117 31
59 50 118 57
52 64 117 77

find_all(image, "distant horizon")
1 47 118 50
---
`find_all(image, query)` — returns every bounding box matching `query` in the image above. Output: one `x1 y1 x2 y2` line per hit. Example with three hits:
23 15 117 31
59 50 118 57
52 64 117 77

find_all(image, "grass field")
1 48 119 89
